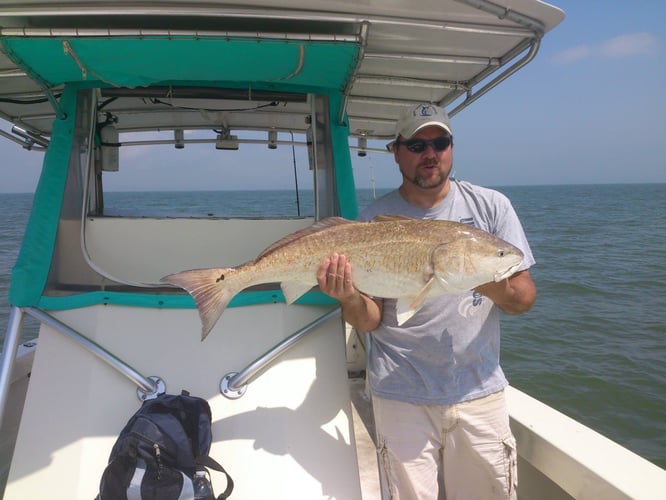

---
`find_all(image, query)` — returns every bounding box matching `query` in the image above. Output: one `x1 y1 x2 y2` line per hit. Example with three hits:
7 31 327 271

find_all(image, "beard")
400 162 449 189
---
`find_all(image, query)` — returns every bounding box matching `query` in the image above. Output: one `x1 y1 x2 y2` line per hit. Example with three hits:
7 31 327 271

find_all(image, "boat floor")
349 376 381 499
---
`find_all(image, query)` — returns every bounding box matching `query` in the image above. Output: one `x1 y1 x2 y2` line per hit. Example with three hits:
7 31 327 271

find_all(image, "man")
317 103 536 499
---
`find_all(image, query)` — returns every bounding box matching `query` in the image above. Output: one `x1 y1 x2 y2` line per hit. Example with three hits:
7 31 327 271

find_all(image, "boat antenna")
290 131 301 216
369 154 377 199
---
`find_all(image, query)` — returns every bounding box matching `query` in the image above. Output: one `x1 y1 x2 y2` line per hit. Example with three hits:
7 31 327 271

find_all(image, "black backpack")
97 391 233 499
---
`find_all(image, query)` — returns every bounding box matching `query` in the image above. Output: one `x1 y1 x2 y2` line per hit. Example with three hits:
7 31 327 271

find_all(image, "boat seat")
82 216 315 284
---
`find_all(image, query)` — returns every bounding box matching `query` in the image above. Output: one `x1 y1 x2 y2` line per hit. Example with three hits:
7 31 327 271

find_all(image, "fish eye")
497 250 505 257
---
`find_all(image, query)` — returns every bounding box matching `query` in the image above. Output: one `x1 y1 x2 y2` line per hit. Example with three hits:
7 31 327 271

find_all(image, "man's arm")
316 253 382 333
475 269 536 314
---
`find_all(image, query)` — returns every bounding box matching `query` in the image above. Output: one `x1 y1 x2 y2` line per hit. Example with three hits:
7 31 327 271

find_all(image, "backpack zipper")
154 443 163 480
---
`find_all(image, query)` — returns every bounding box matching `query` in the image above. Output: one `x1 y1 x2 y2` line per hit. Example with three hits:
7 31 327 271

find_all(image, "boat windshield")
97 128 315 219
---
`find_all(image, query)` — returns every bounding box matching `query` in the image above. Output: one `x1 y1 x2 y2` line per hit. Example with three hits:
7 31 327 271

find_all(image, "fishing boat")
0 1 664 498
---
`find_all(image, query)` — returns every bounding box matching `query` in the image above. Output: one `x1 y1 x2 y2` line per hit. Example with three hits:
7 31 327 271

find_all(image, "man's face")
393 125 453 190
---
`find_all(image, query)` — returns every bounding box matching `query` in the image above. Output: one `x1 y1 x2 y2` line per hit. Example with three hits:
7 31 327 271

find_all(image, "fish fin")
281 281 315 304
371 214 415 222
395 277 436 326
410 276 435 310
256 217 355 259
161 268 239 341
311 216 356 228
396 299 417 326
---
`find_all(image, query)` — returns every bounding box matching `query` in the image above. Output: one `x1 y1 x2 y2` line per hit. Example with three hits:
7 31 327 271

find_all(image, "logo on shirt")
457 291 484 318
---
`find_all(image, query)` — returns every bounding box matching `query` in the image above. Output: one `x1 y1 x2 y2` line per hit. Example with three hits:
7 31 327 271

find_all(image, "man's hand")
316 253 357 303
316 253 383 333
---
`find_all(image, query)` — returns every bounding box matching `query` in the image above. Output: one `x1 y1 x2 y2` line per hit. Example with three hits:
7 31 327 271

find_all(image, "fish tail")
161 267 241 340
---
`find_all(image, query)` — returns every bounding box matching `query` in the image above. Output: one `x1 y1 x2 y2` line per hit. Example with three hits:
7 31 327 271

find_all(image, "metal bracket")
137 376 166 401
219 372 247 400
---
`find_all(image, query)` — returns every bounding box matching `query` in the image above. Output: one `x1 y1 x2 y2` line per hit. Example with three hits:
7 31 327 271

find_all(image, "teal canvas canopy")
1 36 359 91
6 36 360 311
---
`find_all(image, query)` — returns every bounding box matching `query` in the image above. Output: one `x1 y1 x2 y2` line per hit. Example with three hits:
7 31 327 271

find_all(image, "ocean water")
1 184 665 468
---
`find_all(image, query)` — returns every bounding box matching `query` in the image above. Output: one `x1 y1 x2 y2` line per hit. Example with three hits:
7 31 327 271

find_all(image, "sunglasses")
396 136 453 153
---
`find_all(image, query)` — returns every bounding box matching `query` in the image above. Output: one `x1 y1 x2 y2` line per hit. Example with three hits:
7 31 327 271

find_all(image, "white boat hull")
3 321 665 499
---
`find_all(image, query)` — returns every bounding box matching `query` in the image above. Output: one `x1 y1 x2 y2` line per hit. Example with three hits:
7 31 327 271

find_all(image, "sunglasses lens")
406 141 426 153
403 137 451 153
433 137 451 150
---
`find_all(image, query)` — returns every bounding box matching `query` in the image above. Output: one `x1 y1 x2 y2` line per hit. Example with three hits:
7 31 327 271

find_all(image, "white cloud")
553 32 659 63
552 44 592 64
599 33 659 58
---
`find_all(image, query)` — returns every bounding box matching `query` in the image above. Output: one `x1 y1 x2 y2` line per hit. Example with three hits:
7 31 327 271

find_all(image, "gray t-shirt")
358 179 535 405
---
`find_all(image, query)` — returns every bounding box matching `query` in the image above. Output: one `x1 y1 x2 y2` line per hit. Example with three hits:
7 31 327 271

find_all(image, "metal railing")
0 304 342 431
220 307 341 399
22 307 165 399
0 307 25 431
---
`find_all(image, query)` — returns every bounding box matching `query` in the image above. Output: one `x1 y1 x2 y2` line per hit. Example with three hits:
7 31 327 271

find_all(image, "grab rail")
220 307 342 399
0 306 25 431
23 307 165 400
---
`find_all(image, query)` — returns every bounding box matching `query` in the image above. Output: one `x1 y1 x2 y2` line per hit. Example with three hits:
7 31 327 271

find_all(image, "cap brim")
402 121 452 138
387 121 452 150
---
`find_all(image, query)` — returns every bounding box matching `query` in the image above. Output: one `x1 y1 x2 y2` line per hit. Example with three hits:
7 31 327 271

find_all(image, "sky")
0 1 664 193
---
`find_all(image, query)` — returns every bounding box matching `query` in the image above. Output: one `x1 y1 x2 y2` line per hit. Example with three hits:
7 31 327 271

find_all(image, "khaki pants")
373 390 517 500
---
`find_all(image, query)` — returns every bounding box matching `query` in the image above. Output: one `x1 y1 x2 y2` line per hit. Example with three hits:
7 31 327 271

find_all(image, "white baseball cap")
387 103 452 150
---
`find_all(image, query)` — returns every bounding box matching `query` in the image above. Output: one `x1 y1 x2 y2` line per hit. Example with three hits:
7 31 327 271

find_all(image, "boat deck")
3 325 666 499
349 377 382 499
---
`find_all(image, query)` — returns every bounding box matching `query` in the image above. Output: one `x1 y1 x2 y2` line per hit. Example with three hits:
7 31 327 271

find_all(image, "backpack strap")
127 458 147 500
196 455 234 499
